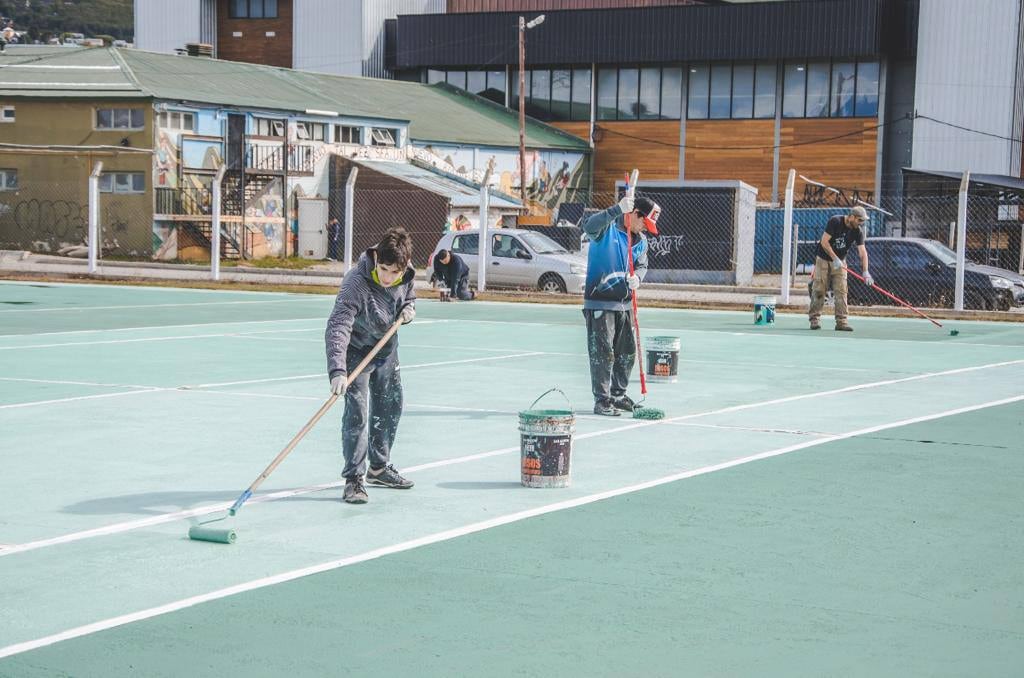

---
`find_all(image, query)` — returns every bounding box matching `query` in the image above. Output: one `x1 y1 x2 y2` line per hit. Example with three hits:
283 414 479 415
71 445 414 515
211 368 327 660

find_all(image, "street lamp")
518 13 545 209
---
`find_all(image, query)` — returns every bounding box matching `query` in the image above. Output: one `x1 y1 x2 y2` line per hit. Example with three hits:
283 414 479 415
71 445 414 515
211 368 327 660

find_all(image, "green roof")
0 46 588 151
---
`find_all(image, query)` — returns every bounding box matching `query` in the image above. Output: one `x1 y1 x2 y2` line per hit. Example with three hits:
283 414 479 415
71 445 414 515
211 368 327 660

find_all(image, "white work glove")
832 258 845 271
626 274 640 290
617 194 634 215
330 374 347 396
399 304 416 324
863 271 874 287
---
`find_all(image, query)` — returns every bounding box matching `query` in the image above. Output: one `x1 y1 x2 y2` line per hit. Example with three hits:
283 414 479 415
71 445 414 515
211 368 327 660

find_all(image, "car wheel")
539 273 567 294
965 292 988 311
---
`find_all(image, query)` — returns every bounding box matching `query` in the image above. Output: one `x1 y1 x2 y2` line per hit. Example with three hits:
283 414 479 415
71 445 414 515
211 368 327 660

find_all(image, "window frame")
229 0 278 19
99 171 145 195
253 117 286 138
335 125 362 144
370 127 397 147
0 168 17 191
95 107 144 131
0 105 14 123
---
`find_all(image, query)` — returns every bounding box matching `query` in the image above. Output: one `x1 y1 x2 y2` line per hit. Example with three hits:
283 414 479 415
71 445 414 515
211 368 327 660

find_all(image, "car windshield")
918 240 959 266
518 231 568 254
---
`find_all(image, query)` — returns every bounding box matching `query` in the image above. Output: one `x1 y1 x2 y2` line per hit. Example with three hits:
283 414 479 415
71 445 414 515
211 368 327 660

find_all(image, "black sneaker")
611 395 635 412
367 464 414 489
343 477 368 504
810 320 821 330
835 324 854 332
593 399 621 416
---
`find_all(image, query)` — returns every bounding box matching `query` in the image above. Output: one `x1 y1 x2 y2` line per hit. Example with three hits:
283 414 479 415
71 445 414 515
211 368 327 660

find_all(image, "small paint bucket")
437 286 451 302
754 295 776 325
645 336 680 383
519 389 575 488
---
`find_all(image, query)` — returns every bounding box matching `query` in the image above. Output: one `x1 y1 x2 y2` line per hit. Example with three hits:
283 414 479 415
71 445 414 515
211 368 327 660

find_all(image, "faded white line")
0 389 166 410
0 317 326 339
0 299 314 314
0 377 154 389
3 358 1020 555
2 394 1021 658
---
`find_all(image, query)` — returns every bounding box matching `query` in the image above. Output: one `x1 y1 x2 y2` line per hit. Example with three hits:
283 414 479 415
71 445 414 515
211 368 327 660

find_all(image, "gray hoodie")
325 247 416 380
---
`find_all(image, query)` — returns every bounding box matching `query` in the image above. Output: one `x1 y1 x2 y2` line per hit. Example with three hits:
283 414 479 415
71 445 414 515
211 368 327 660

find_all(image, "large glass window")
687 64 709 119
660 67 682 120
96 107 144 130
446 70 466 90
571 68 591 121
530 68 550 118
617 68 639 120
783 62 805 118
709 64 731 119
597 68 618 121
855 61 880 117
427 69 444 85
484 70 506 105
639 67 660 120
731 64 754 118
831 61 856 117
466 71 486 95
550 69 572 121
754 63 776 119
805 62 830 117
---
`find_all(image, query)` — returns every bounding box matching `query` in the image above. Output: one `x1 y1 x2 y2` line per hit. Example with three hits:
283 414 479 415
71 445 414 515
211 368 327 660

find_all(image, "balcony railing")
245 142 316 174
155 186 212 216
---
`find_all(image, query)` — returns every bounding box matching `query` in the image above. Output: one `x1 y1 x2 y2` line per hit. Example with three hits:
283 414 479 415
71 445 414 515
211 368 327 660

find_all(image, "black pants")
341 349 403 478
583 309 636 403
453 274 474 300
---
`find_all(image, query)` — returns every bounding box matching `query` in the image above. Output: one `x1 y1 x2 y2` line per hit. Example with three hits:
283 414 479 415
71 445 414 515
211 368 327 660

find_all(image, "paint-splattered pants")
341 349 403 479
583 308 636 404
453 274 475 301
808 256 849 324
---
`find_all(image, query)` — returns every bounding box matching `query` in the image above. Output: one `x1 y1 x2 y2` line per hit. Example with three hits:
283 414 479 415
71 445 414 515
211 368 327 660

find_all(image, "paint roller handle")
847 268 943 328
230 319 404 516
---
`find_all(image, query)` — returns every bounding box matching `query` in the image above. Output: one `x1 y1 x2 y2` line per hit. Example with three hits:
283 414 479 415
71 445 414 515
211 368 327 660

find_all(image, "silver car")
429 228 587 294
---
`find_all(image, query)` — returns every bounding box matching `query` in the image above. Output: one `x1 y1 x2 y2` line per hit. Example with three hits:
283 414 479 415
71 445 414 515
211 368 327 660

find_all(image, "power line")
915 114 1023 145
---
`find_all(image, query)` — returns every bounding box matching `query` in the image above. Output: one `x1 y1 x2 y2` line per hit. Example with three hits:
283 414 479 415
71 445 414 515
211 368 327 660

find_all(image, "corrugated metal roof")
354 158 523 208
393 0 907 68
0 46 147 98
0 46 587 151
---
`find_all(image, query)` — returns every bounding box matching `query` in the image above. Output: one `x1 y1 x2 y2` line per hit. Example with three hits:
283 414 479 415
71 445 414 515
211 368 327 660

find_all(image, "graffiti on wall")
0 198 87 251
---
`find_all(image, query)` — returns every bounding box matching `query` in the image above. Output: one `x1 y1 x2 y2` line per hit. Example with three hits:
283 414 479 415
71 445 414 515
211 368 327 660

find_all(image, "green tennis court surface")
1 280 1022 677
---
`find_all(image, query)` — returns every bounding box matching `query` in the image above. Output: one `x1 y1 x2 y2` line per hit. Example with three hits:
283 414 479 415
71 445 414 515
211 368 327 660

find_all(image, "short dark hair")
377 227 413 267
437 249 450 260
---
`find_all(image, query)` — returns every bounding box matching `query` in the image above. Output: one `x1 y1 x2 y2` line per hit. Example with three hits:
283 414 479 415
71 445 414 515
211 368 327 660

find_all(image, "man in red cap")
580 193 661 416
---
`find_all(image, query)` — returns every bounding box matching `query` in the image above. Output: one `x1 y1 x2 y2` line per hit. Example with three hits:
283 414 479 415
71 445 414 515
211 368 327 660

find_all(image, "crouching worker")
431 249 475 300
325 227 417 504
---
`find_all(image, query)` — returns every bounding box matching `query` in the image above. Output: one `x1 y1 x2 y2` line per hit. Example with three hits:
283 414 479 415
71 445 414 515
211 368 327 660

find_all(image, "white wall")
134 0 203 53
912 0 1023 174
293 0 444 78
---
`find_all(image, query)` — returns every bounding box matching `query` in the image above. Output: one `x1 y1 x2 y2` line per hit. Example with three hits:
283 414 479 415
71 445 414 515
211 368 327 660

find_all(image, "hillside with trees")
0 0 133 43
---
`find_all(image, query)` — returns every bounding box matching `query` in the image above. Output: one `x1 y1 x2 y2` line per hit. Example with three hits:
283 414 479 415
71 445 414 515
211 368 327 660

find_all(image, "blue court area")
1 280 1022 677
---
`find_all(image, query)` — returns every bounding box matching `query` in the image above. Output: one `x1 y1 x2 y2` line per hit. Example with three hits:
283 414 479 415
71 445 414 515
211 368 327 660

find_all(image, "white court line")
0 389 166 410
2 393 1021 659
0 317 327 340
0 299 315 314
0 377 154 390
3 358 1021 557
0 321 443 350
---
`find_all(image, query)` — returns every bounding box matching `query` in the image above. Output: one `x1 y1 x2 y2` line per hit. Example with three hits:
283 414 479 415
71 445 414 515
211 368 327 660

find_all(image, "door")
297 198 329 259
490 233 534 287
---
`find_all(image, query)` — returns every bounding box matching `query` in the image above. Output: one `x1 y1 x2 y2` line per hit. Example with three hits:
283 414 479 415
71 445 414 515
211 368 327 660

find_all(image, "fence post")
478 160 495 293
211 165 226 281
344 168 358 273
87 161 103 274
780 169 796 304
954 170 970 311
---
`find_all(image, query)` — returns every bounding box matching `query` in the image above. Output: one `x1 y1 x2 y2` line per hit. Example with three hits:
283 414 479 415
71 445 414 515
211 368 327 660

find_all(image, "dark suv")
844 238 1024 311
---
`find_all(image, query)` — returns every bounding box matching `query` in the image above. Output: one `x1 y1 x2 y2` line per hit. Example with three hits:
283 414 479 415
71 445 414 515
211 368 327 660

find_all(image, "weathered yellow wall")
0 99 155 254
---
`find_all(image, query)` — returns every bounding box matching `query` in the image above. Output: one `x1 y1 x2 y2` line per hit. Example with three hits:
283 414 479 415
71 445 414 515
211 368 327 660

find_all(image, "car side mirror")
926 261 942 274
516 250 532 260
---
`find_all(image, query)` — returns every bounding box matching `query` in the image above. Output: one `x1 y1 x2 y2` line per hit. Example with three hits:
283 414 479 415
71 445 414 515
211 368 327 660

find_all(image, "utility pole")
518 14 544 210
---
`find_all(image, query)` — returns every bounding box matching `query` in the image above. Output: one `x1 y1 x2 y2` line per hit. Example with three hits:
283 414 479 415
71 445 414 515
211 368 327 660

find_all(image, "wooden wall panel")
217 0 293 68
547 121 590 142
592 120 680 197
684 120 775 200
778 119 879 199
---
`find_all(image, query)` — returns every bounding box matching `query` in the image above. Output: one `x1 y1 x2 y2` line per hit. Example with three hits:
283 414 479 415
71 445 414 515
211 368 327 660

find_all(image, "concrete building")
133 0 444 78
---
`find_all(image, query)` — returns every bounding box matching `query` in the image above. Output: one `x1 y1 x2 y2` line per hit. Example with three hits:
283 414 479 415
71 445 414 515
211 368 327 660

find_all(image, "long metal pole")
518 16 527 208
88 161 103 274
211 165 226 281
954 170 970 311
478 159 495 293
344 167 359 273
780 168 796 304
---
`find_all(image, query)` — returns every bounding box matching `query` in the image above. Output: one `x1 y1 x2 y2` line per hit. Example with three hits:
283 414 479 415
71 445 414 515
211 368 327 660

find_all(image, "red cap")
635 197 661 236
